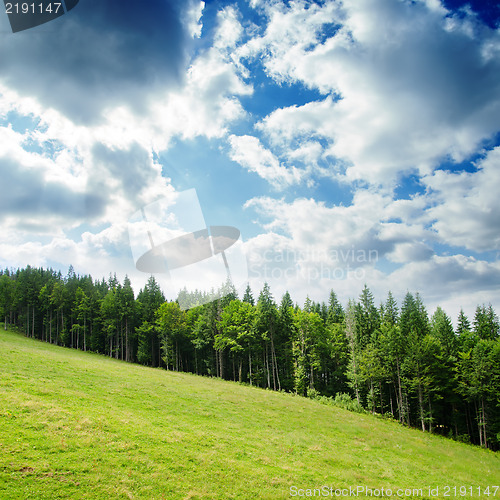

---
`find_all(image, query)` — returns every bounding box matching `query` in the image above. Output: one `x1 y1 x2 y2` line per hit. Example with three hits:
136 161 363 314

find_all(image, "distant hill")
0 329 498 500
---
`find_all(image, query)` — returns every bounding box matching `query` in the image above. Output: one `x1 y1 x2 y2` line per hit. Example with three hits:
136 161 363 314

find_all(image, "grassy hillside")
0 329 498 500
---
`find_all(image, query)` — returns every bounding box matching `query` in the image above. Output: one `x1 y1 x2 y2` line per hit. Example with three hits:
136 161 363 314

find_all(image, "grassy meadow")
0 329 498 499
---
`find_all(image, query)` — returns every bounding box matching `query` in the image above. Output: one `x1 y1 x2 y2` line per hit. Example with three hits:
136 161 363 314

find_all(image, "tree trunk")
418 381 425 432
379 382 384 414
176 341 179 371
428 396 433 433
481 398 487 448
270 331 278 391
404 391 411 426
265 342 270 389
248 346 252 386
352 353 360 404
396 357 404 423
370 379 375 414
125 318 128 362
475 400 483 447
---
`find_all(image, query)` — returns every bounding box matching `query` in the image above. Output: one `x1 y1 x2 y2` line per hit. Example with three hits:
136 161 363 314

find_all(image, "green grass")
0 329 498 499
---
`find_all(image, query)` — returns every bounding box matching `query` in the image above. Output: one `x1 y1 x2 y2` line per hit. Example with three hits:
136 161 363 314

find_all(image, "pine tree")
383 291 398 326
327 290 344 325
456 308 471 335
242 283 255 306
255 283 280 390
430 307 457 357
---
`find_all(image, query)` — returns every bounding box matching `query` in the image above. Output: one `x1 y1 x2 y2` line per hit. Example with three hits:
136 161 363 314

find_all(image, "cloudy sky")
1 0 500 321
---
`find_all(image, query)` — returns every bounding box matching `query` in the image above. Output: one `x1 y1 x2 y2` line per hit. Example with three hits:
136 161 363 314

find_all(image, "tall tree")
345 299 361 404
473 305 499 341
118 276 135 362
456 308 471 336
217 299 257 383
136 276 165 367
356 285 380 347
292 307 326 396
327 290 344 325
430 307 457 358
383 291 398 326
255 283 280 390
242 283 255 306
156 301 187 371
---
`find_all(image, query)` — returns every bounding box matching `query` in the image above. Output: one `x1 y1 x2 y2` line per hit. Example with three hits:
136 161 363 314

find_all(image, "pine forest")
1 265 499 450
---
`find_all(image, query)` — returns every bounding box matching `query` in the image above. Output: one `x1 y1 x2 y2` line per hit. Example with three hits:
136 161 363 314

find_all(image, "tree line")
1 265 499 449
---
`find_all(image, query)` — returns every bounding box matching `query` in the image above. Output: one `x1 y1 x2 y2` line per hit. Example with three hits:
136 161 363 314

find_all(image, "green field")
0 329 498 499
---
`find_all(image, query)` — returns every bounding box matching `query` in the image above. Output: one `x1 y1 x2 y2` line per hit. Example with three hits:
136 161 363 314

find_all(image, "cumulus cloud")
244 192 500 320
228 134 302 187
243 0 500 186
243 191 428 289
387 254 500 320
0 0 203 124
0 125 106 229
423 147 500 252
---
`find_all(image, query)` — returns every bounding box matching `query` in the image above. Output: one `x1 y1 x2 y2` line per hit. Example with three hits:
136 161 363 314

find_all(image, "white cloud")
243 0 500 186
0 0 202 125
387 254 500 322
242 186 500 316
228 135 303 187
183 1 205 38
423 147 500 252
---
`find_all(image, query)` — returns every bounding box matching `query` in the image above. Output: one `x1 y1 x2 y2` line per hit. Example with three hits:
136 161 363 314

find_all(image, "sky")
1 0 500 322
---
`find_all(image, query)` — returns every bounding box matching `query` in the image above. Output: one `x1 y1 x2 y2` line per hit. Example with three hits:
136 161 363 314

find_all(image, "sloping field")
0 329 498 499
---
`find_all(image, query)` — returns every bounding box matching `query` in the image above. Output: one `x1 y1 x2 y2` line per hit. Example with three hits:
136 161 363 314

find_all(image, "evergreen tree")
430 307 457 357
217 299 257 383
118 276 135 362
136 276 165 366
327 290 344 325
242 283 255 306
473 305 499 341
255 283 280 390
356 285 380 347
456 308 471 336
277 291 295 391
383 291 398 326
156 301 187 371
292 308 326 396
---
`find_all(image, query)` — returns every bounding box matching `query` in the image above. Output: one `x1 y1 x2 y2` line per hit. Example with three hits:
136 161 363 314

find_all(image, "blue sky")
1 0 500 321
